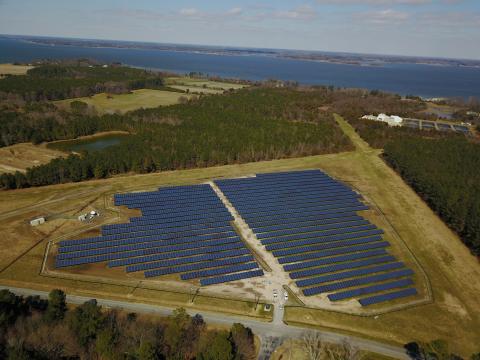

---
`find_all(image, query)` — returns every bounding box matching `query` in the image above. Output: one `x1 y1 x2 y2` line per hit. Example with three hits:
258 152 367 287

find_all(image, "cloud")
179 8 200 17
273 5 317 20
358 9 410 24
317 0 430 4
420 11 480 27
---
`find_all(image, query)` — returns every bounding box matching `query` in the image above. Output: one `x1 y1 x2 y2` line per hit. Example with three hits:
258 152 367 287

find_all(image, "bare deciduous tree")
325 339 361 360
301 331 325 360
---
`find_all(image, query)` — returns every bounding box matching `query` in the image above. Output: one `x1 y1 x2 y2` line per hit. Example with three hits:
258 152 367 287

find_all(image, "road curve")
1 285 409 360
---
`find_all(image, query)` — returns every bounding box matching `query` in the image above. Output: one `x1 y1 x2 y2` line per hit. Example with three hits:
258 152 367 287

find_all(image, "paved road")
1 285 409 360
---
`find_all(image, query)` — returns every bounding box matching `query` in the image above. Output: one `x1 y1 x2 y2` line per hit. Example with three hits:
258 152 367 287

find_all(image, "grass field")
0 143 65 173
0 63 34 78
54 89 191 114
0 116 479 355
165 76 247 91
168 85 224 94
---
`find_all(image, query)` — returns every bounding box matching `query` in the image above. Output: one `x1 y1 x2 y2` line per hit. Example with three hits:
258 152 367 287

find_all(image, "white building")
30 217 46 226
361 113 403 127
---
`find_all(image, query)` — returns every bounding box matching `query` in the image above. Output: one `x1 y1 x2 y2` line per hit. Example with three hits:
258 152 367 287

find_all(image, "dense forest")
384 137 480 255
0 289 257 360
346 118 462 149
0 87 354 189
0 63 166 101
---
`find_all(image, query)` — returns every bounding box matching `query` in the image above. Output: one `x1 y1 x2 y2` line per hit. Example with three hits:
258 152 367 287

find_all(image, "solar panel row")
302 269 414 296
58 236 242 260
199 269 264 286
59 230 238 253
56 239 245 267
124 249 252 272
289 255 395 279
328 278 414 301
283 248 387 271
253 215 363 233
110 248 251 268
278 241 390 264
257 219 370 239
261 225 380 246
358 288 418 306
180 262 259 280
101 220 230 237
60 224 234 247
296 262 404 287
268 233 383 253
143 255 254 277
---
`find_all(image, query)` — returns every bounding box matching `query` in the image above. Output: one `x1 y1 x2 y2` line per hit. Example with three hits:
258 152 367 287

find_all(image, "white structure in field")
30 217 46 226
361 113 403 127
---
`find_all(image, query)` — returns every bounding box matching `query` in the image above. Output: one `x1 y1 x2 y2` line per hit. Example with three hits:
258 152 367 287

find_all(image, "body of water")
48 134 130 152
1 37 479 98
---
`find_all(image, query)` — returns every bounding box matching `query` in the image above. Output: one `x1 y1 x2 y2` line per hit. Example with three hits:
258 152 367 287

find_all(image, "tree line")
0 288 256 360
384 137 480 256
0 64 166 101
0 88 353 189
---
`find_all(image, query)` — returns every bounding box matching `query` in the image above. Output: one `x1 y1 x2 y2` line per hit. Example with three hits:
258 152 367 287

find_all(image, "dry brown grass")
0 63 33 78
0 115 479 354
0 143 65 173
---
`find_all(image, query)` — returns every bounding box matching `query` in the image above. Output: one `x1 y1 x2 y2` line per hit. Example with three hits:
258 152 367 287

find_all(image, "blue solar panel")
143 255 254 278
290 255 395 279
200 269 264 286
257 220 370 239
273 236 384 257
124 250 252 272
58 236 241 261
296 262 404 287
266 231 383 252
262 225 380 246
180 262 259 280
302 269 414 296
328 278 414 301
358 288 417 306
59 230 238 253
284 249 387 271
110 248 250 268
253 215 363 233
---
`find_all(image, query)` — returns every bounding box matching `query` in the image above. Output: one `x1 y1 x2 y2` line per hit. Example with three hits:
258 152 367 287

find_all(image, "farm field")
165 76 248 91
0 116 479 355
0 63 34 78
54 89 191 114
168 85 224 94
0 142 65 173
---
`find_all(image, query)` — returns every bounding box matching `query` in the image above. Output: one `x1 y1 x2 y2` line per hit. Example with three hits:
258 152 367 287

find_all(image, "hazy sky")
1 0 479 59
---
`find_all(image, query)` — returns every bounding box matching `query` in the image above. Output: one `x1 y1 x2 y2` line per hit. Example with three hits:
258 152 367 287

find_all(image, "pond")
47 133 130 152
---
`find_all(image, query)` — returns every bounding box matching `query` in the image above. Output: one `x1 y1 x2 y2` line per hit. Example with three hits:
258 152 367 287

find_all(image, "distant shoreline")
6 34 480 69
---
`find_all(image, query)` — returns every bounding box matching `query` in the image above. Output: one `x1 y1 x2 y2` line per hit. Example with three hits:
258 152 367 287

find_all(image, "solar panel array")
55 184 263 286
215 170 417 307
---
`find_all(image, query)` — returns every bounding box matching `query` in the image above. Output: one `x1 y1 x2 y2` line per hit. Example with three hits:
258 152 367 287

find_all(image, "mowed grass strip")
55 89 192 114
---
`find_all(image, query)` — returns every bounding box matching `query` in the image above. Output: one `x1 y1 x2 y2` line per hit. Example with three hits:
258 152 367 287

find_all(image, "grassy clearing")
165 77 247 91
0 63 34 78
0 143 65 173
54 89 191 114
0 116 479 354
169 85 224 94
